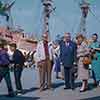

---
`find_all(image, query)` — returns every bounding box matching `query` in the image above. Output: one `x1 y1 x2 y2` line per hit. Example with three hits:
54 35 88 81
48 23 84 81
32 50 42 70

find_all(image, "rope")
89 8 100 24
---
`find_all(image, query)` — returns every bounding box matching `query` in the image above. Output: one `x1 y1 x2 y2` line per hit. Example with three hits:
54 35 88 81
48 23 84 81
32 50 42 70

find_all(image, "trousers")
38 59 52 89
0 66 13 93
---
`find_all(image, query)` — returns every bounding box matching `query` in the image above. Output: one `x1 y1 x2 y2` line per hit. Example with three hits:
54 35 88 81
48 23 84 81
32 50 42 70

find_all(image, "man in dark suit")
9 43 25 95
60 33 77 90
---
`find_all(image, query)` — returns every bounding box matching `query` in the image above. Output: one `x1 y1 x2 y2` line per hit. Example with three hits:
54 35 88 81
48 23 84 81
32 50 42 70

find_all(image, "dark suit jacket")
13 49 25 66
60 40 77 68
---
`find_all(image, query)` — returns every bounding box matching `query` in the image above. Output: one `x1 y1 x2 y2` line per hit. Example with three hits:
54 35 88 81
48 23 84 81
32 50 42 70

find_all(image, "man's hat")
9 43 17 48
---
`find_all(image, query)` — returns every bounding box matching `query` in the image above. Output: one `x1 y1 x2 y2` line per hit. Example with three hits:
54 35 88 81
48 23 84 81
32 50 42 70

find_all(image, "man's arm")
73 43 77 64
59 42 63 64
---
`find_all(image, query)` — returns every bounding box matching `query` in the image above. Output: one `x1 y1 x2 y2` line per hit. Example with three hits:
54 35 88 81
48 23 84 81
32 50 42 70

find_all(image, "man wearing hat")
9 43 25 95
0 42 14 97
36 33 53 91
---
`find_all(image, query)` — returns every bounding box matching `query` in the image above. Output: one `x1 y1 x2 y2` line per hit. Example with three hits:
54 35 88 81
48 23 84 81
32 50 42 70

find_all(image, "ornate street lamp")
41 0 54 35
79 0 90 35
80 0 89 18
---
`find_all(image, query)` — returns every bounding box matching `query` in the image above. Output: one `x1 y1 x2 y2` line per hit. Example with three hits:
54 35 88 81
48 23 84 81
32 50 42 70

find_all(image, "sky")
0 0 100 40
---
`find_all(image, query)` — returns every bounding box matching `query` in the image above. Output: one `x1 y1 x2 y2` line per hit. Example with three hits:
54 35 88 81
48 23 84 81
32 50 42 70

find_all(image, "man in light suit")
60 33 77 90
36 33 53 91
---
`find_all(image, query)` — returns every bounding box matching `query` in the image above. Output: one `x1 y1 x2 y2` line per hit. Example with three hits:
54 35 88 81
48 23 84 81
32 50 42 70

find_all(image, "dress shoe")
6 93 15 97
71 87 75 90
16 89 24 95
80 88 87 92
64 86 70 90
39 87 45 92
56 76 60 79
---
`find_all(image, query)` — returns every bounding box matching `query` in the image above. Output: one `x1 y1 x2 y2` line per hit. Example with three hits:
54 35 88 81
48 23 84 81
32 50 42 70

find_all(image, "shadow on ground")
79 96 100 100
52 82 64 89
75 81 82 88
0 95 40 100
22 87 39 94
0 87 40 100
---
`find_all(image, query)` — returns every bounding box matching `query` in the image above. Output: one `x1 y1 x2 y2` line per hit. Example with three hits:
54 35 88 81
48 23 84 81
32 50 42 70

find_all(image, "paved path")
0 68 100 100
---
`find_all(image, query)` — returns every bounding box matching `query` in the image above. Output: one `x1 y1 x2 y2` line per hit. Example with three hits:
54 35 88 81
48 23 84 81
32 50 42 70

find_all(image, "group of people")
0 42 25 97
35 32 100 92
0 32 100 97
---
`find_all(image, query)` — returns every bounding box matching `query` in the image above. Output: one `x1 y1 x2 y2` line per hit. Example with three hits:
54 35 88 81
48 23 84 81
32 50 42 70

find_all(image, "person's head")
9 43 17 52
52 41 58 49
64 32 71 42
76 34 85 45
42 32 49 42
92 33 98 42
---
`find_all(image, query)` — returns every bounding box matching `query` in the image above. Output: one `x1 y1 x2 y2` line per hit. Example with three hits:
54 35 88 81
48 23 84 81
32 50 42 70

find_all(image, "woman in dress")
76 34 90 92
89 33 100 86
53 42 61 79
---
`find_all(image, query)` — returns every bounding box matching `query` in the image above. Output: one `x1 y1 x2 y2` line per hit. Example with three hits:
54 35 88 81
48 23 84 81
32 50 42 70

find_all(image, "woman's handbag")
83 56 91 65
82 56 91 69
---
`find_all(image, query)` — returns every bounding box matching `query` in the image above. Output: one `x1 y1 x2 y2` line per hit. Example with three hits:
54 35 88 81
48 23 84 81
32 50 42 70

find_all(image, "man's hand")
37 61 45 68
73 62 77 66
16 64 20 67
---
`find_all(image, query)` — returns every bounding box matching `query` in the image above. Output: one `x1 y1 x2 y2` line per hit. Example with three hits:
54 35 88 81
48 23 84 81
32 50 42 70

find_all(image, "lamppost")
41 0 54 35
79 0 89 35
